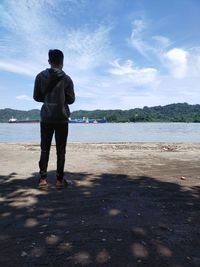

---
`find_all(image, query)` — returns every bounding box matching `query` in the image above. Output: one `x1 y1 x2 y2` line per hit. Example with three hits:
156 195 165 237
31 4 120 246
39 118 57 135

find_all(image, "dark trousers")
39 122 68 180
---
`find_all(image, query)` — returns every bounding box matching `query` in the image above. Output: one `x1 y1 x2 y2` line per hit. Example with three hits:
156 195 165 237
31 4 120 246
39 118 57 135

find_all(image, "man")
33 49 75 188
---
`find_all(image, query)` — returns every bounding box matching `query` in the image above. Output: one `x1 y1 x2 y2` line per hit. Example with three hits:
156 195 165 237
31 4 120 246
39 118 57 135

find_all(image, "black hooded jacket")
33 68 75 123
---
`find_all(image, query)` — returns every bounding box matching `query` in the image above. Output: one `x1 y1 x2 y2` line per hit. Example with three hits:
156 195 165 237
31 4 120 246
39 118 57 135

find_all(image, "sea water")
0 122 200 143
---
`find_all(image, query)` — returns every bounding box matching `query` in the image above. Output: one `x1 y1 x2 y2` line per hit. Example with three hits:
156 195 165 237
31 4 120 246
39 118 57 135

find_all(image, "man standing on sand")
33 49 75 188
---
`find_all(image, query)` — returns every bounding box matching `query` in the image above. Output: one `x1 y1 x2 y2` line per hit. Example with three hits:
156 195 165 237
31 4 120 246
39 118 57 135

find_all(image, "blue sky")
0 0 200 111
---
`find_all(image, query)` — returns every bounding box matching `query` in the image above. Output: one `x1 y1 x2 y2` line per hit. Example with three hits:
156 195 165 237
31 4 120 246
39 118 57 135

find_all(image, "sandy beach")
0 143 200 267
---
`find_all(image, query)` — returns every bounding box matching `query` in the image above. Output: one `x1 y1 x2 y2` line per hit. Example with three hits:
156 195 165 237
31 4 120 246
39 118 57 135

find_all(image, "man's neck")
50 64 63 70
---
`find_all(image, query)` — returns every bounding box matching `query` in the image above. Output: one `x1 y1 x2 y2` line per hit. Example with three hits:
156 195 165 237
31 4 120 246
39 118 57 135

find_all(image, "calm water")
0 122 200 143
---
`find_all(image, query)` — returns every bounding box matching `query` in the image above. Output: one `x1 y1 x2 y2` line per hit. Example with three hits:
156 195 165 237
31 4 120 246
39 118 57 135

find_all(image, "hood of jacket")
41 68 65 82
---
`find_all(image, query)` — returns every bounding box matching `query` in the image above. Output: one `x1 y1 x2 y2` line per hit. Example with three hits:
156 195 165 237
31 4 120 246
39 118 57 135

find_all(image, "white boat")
9 116 17 122
8 117 39 123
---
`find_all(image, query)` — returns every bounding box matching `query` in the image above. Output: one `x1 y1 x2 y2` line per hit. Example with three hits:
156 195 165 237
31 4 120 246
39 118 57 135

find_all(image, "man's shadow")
0 170 200 267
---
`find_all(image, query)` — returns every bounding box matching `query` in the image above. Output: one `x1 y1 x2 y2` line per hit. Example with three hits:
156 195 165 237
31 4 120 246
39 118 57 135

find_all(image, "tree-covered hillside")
70 103 200 122
0 103 200 122
0 108 40 122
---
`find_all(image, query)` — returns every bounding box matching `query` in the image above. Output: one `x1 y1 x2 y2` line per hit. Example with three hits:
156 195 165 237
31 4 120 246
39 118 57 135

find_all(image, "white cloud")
163 48 188 78
16 95 32 101
109 59 158 86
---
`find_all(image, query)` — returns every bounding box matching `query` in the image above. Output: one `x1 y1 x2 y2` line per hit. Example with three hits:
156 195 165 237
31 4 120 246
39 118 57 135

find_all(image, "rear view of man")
33 49 75 188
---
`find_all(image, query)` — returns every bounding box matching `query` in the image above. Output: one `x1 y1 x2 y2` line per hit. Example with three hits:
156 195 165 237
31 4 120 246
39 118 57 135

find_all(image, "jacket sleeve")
65 78 75 105
33 74 44 102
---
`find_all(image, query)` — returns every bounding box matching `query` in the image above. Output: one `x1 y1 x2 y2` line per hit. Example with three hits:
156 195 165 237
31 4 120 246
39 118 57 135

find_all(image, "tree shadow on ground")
0 170 200 267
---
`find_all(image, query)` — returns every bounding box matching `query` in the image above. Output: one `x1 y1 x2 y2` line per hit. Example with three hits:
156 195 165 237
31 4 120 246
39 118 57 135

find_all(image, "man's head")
48 49 64 69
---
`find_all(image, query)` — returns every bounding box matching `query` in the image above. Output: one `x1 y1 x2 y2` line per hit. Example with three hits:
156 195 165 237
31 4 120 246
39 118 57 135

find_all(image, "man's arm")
33 74 44 102
65 78 75 105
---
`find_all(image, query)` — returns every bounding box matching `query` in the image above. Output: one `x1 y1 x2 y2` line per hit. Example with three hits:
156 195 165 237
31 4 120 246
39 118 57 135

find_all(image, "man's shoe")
38 178 48 188
56 178 68 188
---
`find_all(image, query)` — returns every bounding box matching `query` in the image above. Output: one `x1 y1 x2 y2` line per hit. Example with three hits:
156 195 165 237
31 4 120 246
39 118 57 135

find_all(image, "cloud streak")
129 19 150 57
0 60 39 76
16 95 32 101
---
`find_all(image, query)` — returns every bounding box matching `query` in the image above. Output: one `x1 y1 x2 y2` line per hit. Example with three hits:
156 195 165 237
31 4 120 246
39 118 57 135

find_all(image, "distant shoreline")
1 103 200 122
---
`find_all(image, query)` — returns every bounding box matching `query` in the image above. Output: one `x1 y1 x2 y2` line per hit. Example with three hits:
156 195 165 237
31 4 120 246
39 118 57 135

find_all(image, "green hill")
0 108 40 122
0 103 200 122
70 103 200 122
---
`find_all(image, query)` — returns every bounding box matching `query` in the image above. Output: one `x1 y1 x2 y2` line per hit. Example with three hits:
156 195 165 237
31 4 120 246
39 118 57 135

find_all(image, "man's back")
34 68 75 123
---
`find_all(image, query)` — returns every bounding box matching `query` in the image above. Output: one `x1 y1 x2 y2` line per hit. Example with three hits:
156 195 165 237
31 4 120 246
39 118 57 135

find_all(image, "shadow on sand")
0 170 200 267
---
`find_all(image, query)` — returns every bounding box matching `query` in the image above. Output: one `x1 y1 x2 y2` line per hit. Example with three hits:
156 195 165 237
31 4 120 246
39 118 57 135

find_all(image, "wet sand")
0 143 200 267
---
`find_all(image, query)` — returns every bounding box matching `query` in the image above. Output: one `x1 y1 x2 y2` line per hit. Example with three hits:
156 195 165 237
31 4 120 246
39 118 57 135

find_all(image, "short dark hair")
48 49 64 65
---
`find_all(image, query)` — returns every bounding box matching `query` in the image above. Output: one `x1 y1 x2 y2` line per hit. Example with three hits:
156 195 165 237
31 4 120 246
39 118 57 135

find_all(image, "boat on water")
8 117 39 123
69 117 107 123
8 116 107 124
